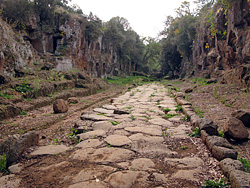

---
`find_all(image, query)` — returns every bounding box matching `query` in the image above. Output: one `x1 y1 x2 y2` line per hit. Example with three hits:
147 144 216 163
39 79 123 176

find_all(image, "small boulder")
229 170 250 187
212 146 238 161
197 118 218 135
206 136 233 151
53 99 68 113
224 117 249 140
220 158 245 178
232 109 250 127
0 131 39 165
68 97 79 104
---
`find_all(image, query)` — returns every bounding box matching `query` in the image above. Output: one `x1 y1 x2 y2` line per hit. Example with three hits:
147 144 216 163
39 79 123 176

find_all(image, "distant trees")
160 1 197 77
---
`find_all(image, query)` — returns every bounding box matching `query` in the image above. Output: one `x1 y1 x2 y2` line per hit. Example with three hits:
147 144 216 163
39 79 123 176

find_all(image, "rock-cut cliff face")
0 17 33 78
193 0 250 87
0 10 123 79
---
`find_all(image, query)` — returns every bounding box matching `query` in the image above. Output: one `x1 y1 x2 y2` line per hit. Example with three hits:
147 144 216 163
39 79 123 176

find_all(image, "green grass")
163 107 171 113
192 77 207 85
225 104 233 108
20 111 27 116
15 83 33 93
203 178 229 188
194 107 204 118
129 115 136 120
175 104 183 112
163 114 180 119
180 146 188 150
109 121 119 126
0 153 7 173
0 92 15 99
104 76 154 86
189 127 201 137
238 158 250 173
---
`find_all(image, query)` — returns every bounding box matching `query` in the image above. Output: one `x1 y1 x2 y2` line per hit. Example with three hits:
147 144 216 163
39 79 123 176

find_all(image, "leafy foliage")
0 153 7 173
203 178 229 187
189 127 201 137
238 158 250 173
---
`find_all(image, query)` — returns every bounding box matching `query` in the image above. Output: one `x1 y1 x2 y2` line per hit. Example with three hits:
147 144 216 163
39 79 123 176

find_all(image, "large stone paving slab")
72 165 116 184
131 158 155 171
164 157 204 168
129 133 164 143
125 127 162 136
30 145 69 156
69 180 109 188
75 139 104 149
71 147 135 163
81 113 112 121
105 135 132 146
105 170 149 188
78 130 106 140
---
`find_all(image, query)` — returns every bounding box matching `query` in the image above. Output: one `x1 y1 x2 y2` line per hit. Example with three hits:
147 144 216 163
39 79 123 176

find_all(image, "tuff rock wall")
0 10 122 80
193 0 250 87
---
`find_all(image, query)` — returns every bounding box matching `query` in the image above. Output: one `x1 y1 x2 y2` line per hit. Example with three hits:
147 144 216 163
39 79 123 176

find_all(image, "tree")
160 1 197 77
85 12 103 43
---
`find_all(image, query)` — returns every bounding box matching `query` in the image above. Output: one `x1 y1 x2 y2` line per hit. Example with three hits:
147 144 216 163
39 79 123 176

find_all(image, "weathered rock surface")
229 170 250 188
164 157 204 168
80 113 111 121
220 158 245 177
206 136 233 151
67 97 79 104
125 126 162 136
78 130 106 140
71 147 135 163
0 131 39 164
131 158 155 170
72 165 115 184
75 139 103 149
232 109 250 127
197 118 218 135
105 171 149 188
53 99 68 113
212 146 238 161
224 117 249 140
31 145 69 156
105 135 132 146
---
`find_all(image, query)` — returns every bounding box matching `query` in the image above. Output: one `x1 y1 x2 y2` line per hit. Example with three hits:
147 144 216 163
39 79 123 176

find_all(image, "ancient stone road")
1 83 223 188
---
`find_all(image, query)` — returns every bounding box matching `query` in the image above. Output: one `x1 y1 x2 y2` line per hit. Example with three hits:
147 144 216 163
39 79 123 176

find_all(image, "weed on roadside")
194 107 204 118
163 114 180 119
0 153 7 173
189 127 201 137
202 178 229 188
238 158 250 173
109 121 119 126
175 104 183 112
129 115 136 120
163 107 171 113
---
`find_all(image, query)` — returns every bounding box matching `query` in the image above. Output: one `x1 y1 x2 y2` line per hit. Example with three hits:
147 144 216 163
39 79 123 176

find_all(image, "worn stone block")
212 146 238 161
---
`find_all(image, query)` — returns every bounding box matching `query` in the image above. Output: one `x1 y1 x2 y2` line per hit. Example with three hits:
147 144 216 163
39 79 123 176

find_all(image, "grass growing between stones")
189 127 201 137
109 121 119 126
238 158 250 173
162 114 180 119
0 153 7 173
203 178 229 188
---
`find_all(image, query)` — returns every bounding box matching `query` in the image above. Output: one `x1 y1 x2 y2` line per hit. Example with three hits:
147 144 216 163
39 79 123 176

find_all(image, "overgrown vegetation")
0 153 7 173
238 158 250 173
203 178 229 188
189 127 201 137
